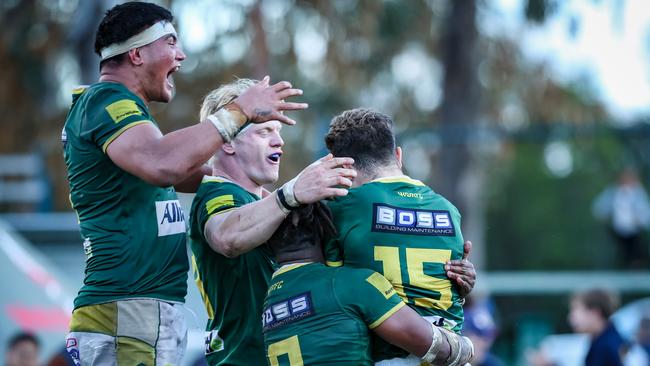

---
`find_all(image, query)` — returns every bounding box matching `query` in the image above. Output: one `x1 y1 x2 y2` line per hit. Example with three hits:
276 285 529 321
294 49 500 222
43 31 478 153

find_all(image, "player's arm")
204 155 356 258
204 191 287 258
106 77 307 187
173 165 212 193
374 306 473 365
344 270 473 366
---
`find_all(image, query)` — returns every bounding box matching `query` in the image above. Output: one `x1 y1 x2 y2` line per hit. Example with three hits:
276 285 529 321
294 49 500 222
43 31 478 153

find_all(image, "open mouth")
267 152 282 164
166 65 180 88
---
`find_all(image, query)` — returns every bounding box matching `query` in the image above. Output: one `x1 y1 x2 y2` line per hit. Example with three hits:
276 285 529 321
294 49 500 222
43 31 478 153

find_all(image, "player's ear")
395 146 402 168
128 48 144 66
222 142 235 155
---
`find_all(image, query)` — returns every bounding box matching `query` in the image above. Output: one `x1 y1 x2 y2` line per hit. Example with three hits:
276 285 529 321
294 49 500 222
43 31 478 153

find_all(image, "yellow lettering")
397 191 423 199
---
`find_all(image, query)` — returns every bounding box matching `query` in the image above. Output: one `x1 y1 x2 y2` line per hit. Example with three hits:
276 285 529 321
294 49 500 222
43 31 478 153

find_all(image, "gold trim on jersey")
205 195 234 214
369 301 405 329
201 175 234 184
206 207 237 222
101 120 153 153
192 255 215 319
325 260 343 267
72 85 89 95
272 262 312 278
370 175 425 186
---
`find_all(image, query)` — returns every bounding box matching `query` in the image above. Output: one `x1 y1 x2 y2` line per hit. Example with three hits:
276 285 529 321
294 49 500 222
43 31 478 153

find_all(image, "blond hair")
199 78 258 121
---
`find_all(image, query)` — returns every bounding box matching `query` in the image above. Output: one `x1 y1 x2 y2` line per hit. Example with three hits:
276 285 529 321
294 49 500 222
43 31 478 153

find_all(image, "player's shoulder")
80 82 134 103
333 267 397 302
73 82 148 119
333 266 378 283
194 176 259 212
197 176 249 196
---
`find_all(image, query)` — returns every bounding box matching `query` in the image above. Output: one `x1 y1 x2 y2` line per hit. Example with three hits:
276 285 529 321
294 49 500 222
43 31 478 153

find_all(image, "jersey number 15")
374 246 453 310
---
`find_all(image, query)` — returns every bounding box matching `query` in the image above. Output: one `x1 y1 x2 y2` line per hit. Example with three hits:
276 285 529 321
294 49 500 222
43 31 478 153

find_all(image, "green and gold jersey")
189 176 276 366
325 176 465 329
263 262 405 366
62 82 188 309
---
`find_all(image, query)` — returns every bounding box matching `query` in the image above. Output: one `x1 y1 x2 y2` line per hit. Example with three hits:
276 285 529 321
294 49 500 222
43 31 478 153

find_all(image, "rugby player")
189 79 356 365
62 2 306 364
324 108 475 364
263 202 474 366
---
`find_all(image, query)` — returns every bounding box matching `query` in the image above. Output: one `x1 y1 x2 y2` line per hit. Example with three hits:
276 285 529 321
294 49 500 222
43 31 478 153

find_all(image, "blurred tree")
435 0 486 268
1 0 646 272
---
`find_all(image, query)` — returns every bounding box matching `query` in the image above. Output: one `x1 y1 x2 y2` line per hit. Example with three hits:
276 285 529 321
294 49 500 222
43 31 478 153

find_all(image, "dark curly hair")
267 202 337 258
324 108 397 176
95 2 173 68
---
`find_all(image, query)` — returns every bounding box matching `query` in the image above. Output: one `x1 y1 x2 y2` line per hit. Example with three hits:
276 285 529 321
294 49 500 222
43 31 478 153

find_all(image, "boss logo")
373 203 455 236
262 292 314 331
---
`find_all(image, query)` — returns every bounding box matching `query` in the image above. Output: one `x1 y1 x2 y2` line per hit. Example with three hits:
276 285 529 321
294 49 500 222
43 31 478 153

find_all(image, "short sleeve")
80 86 154 153
334 268 405 329
193 181 254 240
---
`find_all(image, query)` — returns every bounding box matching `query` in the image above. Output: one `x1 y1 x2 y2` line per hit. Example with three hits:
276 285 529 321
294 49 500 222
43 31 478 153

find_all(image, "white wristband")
206 108 244 142
281 176 300 207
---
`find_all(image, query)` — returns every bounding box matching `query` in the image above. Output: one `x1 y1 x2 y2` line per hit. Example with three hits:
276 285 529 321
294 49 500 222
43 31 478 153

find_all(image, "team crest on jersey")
262 292 314 332
155 200 186 237
372 203 455 236
204 330 225 355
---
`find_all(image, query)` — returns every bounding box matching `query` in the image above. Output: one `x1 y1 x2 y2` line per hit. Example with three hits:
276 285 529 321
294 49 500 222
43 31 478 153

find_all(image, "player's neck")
276 247 324 266
99 67 149 105
355 165 404 186
212 163 263 197
588 318 608 338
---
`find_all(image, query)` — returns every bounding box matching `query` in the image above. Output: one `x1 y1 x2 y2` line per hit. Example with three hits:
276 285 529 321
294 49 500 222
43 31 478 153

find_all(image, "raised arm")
107 77 307 188
204 155 355 258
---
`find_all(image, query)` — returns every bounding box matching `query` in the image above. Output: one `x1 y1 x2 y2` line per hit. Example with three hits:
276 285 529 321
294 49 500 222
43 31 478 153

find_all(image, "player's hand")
233 76 308 125
293 154 356 204
445 240 476 298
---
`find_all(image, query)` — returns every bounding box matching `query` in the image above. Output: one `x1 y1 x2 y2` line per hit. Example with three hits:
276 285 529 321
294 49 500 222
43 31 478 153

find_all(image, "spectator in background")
592 168 650 268
5 332 39 366
529 288 627 366
570 288 627 366
462 296 506 366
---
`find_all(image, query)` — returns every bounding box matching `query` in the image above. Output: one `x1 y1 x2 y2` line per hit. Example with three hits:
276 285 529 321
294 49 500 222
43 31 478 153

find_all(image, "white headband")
100 21 177 60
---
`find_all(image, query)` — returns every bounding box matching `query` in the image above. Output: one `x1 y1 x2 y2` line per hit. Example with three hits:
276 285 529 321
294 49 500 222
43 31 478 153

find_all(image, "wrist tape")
206 105 248 142
421 323 443 364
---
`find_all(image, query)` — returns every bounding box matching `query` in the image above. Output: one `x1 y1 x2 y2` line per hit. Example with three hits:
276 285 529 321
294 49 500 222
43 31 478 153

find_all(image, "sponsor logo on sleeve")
105 99 142 123
262 292 314 332
155 200 186 237
372 203 455 236
366 272 396 299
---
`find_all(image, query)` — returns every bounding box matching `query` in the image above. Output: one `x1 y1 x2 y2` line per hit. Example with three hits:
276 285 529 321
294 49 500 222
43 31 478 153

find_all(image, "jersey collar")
201 175 235 184
370 175 425 186
272 262 313 278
